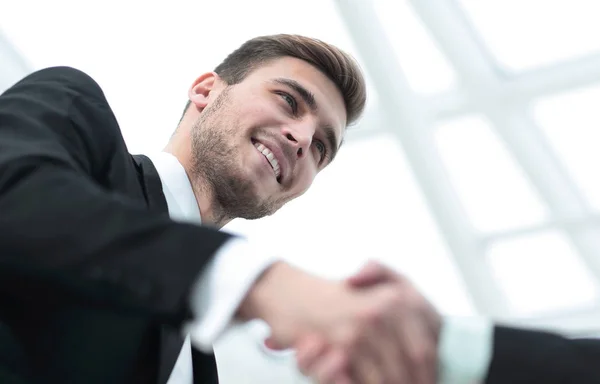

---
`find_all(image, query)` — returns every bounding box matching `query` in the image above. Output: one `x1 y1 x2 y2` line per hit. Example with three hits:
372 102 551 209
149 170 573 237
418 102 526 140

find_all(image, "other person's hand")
294 261 442 384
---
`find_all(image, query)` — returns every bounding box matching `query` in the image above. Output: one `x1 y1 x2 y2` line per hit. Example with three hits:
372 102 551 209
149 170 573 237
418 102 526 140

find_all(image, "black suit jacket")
0 66 232 383
485 325 600 383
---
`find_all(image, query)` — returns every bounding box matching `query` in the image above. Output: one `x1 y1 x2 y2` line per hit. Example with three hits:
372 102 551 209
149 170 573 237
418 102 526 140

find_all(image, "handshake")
237 261 442 384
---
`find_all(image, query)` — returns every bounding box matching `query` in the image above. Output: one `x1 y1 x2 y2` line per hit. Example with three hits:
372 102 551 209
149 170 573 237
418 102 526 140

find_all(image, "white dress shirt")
147 152 277 384
146 151 494 384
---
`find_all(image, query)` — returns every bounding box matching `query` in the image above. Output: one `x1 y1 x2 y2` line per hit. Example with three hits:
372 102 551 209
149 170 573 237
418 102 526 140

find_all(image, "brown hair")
184 34 367 126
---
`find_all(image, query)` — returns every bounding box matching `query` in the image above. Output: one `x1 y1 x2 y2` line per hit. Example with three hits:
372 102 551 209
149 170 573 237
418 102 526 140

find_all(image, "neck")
190 181 233 229
163 142 232 229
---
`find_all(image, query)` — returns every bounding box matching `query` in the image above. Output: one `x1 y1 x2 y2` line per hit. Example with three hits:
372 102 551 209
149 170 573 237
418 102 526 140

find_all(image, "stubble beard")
189 88 280 222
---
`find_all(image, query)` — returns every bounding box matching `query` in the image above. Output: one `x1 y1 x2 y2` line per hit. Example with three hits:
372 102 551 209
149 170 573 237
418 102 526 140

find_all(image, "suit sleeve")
0 66 234 325
485 326 600 384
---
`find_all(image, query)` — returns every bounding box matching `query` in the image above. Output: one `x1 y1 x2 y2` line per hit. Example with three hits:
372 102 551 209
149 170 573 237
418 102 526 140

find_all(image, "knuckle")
405 295 421 312
342 327 361 349
410 344 437 370
378 290 405 317
387 289 405 308
403 288 427 311
336 350 351 371
359 305 384 327
297 362 310 376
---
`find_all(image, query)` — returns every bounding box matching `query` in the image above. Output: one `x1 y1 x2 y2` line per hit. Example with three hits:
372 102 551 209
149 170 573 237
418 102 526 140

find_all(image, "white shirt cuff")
183 237 279 352
437 316 494 384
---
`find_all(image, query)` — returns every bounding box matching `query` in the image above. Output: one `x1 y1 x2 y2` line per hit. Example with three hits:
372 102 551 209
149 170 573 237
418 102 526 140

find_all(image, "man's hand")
295 261 442 384
237 261 422 383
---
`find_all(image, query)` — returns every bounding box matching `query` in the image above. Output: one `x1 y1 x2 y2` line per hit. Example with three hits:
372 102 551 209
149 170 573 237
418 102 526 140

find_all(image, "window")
435 115 548 232
533 84 600 211
487 230 599 315
373 0 457 94
458 0 600 72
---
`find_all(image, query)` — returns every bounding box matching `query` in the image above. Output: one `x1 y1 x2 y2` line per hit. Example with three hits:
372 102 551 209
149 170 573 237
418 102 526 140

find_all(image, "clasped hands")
246 261 442 384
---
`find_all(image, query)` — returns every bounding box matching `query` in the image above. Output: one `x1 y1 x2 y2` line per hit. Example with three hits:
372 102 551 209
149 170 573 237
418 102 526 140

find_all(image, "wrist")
236 261 293 322
236 261 332 347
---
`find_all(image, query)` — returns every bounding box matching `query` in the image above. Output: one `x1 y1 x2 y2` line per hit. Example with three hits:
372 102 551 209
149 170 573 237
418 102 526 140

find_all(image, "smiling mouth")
252 139 282 183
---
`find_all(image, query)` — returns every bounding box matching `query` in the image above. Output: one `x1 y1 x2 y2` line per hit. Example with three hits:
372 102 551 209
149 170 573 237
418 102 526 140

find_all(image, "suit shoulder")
2 66 125 164
11 66 107 103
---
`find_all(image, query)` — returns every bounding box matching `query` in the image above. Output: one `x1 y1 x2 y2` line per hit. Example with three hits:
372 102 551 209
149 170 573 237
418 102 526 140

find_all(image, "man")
0 34 417 384
297 262 600 383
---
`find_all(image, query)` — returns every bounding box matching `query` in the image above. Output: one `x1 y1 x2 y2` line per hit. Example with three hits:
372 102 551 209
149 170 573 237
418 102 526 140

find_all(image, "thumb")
346 260 396 287
263 336 287 351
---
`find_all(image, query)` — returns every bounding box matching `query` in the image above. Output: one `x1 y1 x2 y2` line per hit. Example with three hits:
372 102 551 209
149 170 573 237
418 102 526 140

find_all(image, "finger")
346 261 391 287
295 334 328 375
380 313 411 383
264 336 286 351
309 348 350 384
352 287 412 384
350 354 383 384
349 313 394 384
396 310 437 384
362 317 408 384
333 375 353 384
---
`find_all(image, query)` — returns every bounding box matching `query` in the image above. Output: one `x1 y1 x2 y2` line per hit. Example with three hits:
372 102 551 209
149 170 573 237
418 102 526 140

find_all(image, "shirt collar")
145 152 202 225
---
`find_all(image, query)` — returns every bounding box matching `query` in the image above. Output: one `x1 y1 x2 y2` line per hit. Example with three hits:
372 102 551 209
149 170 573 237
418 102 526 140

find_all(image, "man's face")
189 57 347 220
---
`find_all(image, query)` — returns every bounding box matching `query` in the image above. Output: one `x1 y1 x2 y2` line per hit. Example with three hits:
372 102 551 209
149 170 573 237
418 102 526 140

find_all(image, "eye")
314 140 328 163
277 92 298 114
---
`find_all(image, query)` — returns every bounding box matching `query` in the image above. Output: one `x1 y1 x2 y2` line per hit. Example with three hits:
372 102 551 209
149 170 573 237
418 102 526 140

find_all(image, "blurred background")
2 0 600 382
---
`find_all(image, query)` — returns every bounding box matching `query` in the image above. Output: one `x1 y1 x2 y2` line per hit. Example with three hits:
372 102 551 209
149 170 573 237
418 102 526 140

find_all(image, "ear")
188 72 219 110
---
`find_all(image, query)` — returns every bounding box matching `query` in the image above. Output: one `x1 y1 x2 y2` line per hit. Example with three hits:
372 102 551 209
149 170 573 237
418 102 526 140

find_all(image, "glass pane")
0 0 378 153
226 133 475 316
487 230 599 315
459 0 600 72
533 84 600 211
373 0 457 94
435 115 548 232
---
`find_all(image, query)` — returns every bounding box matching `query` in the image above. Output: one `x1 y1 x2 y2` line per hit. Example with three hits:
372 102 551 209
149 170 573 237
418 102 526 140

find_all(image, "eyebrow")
271 77 342 162
272 78 318 113
323 125 341 163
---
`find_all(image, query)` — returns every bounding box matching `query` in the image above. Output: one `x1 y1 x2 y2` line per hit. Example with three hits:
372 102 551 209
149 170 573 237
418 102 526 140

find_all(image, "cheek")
244 99 289 127
290 167 318 198
275 168 317 209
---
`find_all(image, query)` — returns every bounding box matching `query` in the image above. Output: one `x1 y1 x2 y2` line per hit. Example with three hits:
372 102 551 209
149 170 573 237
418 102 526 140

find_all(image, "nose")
282 126 312 159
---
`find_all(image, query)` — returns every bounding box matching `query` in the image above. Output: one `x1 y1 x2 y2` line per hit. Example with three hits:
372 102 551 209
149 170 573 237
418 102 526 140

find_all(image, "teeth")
254 142 281 179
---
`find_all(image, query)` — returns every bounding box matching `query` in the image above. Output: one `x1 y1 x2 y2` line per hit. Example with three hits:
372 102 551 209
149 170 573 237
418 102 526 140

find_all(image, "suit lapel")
132 154 218 383
132 154 169 214
192 348 219 384
133 154 190 383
